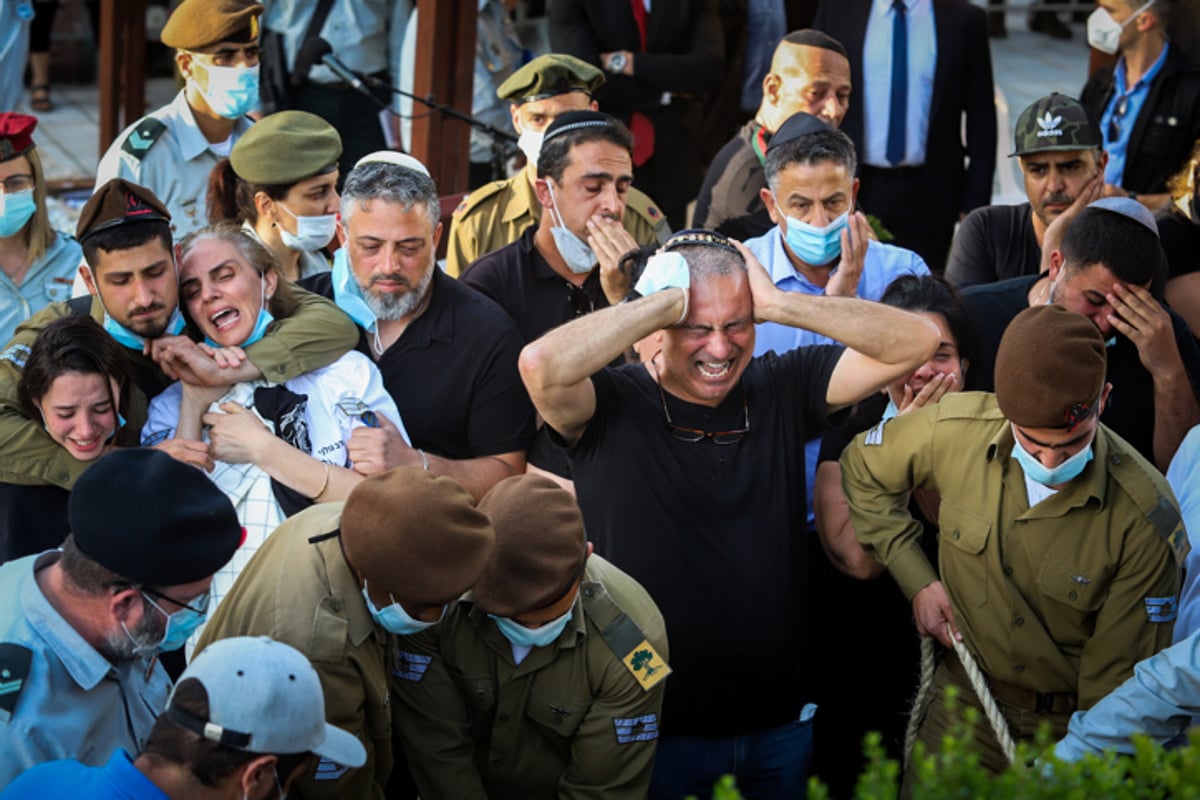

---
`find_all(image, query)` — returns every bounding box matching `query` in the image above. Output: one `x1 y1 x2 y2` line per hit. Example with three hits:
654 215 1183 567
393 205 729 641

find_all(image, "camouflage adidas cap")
1010 93 1101 157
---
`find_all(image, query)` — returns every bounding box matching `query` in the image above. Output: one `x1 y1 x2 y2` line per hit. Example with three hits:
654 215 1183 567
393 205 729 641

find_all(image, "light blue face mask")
489 607 574 649
0 189 37 237
332 249 378 332
104 307 187 351
135 591 209 654
1011 429 1095 487
362 582 445 636
545 182 598 274
780 204 848 267
194 62 260 119
202 273 274 348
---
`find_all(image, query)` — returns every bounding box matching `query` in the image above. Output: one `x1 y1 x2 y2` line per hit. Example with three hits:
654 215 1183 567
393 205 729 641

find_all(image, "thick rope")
903 626 1019 767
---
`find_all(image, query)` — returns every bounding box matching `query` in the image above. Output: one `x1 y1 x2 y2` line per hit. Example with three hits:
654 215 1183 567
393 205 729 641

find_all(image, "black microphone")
322 52 368 93
292 37 332 85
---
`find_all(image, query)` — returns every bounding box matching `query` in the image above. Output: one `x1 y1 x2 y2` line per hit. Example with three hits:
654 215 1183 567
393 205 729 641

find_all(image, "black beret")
767 111 833 154
69 449 242 586
995 305 1107 430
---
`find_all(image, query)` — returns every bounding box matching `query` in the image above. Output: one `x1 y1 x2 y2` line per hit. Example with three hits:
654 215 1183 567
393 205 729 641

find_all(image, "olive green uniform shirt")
841 392 1186 709
0 288 358 489
393 555 669 800
195 502 396 800
445 172 671 278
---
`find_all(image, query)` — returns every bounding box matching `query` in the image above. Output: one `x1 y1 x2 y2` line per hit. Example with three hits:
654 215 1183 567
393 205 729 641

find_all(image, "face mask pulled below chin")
490 607 574 648
1087 0 1154 55
331 248 377 332
1011 429 1095 487
545 182 597 274
104 307 187 351
277 203 337 252
518 129 545 169
0 189 37 237
193 61 260 119
362 582 445 635
781 205 848 266
204 274 275 348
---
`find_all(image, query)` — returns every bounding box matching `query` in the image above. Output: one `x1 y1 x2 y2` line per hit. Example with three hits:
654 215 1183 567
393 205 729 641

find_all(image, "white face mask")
545 182 597 274
518 128 545 170
276 202 337 252
1087 0 1154 55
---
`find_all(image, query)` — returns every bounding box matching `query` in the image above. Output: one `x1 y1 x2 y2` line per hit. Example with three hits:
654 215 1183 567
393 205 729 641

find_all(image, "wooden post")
97 0 148 157
409 3 477 196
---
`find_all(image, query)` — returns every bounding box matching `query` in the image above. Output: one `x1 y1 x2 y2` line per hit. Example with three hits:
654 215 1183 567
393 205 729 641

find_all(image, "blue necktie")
887 0 908 166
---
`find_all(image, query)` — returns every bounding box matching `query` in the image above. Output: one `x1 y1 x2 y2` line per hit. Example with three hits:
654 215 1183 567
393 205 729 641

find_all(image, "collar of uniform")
169 90 252 163
987 420 1110 508
506 173 542 226
464 588 588 649
21 551 124 691
314 524 378 647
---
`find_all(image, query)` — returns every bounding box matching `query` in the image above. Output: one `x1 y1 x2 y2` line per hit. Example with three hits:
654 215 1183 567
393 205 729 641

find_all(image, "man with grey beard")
299 152 535 501
0 449 242 787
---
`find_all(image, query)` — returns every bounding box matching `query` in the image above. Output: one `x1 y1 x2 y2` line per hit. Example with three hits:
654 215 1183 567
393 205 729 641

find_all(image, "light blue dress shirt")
0 1 31 114
0 552 171 788
0 750 170 799
861 0 937 167
746 226 930 524
1168 424 1200 643
0 231 81 345
1101 44 1170 188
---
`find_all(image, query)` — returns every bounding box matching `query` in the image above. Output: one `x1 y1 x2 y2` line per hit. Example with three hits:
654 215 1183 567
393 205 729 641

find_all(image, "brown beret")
472 474 588 617
341 467 494 606
995 305 1107 430
76 179 171 242
0 112 37 162
496 53 604 104
161 0 263 50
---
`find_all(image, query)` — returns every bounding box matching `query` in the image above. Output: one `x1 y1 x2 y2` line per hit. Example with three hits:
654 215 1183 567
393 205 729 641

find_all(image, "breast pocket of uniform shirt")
938 501 992 608
1038 559 1106 632
43 278 72 303
526 681 587 743
449 669 496 738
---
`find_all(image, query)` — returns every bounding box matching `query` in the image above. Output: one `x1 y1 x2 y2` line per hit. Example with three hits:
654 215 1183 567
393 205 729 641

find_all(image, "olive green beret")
76 178 171 242
161 0 263 50
496 53 605 104
995 305 1107 431
231 111 342 186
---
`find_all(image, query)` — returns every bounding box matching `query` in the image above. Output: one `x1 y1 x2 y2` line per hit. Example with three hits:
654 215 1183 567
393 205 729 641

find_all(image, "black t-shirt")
0 483 69 564
945 203 1042 289
299 269 535 460
1157 205 1200 281
558 345 844 736
692 121 775 241
962 274 1200 464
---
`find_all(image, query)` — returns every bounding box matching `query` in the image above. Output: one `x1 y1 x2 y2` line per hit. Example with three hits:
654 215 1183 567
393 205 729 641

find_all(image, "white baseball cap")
353 150 431 176
167 637 366 769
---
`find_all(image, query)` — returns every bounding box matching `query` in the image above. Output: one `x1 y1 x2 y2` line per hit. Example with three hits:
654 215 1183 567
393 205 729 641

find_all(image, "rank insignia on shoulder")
613 713 659 744
121 118 167 159
0 343 30 370
864 419 887 446
1145 596 1178 623
0 643 33 720
622 640 671 691
313 757 350 781
394 650 432 682
646 205 660 219
454 197 470 215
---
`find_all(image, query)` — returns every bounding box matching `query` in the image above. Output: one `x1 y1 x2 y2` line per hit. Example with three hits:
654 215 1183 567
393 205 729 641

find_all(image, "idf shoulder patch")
600 613 671 691
613 713 659 744
0 643 33 721
121 117 168 160
394 650 432 682
313 757 350 781
1147 497 1189 566
1145 596 1178 623
0 343 30 370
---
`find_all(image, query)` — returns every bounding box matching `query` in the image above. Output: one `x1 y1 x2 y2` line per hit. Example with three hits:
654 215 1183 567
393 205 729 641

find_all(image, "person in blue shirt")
0 636 365 799
0 113 82 345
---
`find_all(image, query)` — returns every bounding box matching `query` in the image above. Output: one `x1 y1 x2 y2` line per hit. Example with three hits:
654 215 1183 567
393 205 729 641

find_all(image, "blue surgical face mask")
203 273 274 348
137 591 209 654
103 307 187 351
779 200 848 266
193 61 260 119
489 606 574 649
362 582 445 635
332 249 377 332
1011 426 1095 487
0 189 37 237
545 182 598 274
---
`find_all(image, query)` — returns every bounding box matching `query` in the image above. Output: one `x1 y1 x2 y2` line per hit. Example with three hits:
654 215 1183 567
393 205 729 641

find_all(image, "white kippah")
354 150 431 177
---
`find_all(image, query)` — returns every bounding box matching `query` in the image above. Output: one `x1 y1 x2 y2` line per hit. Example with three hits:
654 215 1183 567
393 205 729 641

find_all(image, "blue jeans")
649 711 815 800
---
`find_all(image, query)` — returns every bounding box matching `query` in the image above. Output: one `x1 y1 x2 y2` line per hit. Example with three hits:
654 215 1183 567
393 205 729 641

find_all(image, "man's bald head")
758 30 852 131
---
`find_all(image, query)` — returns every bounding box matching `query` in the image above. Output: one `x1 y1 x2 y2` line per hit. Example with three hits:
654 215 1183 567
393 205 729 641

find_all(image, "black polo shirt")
459 227 610 344
945 203 1042 289
299 269 535 460
962 274 1200 464
556 345 845 737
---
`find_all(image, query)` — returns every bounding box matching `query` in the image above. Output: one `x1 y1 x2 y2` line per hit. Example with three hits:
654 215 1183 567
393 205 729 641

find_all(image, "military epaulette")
625 188 671 243
0 643 33 722
120 117 168 160
1107 444 1189 566
582 583 670 691
453 180 509 218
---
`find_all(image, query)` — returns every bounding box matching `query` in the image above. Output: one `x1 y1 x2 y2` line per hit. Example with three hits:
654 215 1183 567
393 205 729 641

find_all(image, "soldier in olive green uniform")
394 474 669 799
0 179 358 490
446 54 671 278
195 467 496 800
841 305 1186 779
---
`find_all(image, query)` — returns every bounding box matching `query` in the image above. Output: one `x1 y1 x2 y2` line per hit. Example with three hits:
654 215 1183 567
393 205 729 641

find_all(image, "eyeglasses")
566 283 594 317
140 586 211 616
0 174 34 194
657 378 750 444
1107 95 1129 143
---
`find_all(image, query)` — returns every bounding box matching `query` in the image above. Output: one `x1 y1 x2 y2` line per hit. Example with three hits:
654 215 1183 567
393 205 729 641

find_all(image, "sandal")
30 85 53 113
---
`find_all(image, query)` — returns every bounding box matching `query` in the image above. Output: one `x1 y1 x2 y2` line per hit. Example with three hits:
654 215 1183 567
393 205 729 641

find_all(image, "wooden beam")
97 0 148 157
410 3 477 196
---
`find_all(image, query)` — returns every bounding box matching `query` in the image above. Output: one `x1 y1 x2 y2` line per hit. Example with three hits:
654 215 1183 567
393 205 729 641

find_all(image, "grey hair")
764 127 858 191
340 162 440 229
672 243 747 281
